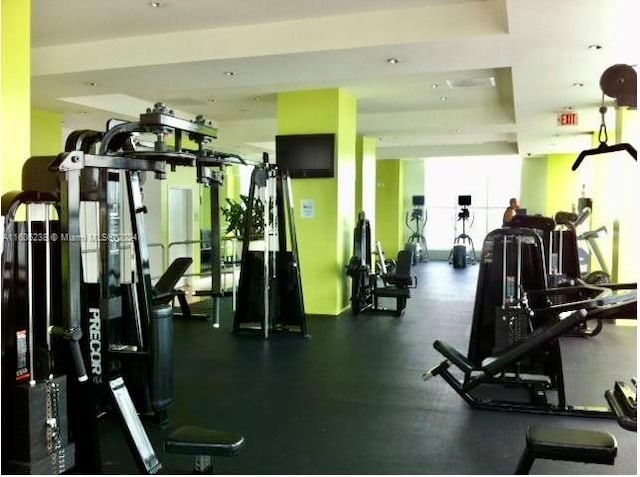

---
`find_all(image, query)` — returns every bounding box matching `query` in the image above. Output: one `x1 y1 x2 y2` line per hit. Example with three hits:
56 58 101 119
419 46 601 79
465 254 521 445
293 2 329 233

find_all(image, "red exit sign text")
557 112 578 126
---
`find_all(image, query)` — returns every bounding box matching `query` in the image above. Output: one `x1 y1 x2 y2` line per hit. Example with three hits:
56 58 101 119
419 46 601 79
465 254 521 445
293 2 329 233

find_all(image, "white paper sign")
301 199 315 219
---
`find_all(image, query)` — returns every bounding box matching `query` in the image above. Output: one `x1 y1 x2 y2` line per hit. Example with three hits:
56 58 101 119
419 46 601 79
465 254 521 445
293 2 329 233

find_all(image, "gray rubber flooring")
99 261 637 474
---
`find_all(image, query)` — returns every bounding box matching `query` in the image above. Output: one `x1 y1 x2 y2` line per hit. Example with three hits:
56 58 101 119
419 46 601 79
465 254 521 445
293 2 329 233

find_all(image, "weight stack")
493 306 531 353
6 375 76 474
452 244 467 269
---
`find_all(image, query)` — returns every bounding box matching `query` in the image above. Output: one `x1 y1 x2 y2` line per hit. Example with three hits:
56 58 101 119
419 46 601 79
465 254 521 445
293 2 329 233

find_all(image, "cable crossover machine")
233 155 309 339
2 104 249 474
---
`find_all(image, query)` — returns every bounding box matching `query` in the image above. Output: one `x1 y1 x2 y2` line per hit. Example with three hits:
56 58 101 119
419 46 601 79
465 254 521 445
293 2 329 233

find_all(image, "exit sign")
557 112 578 126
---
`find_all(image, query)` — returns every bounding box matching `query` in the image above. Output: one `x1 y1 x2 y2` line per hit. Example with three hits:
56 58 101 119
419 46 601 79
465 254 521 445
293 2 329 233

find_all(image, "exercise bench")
164 426 245 474
514 425 617 474
153 257 199 319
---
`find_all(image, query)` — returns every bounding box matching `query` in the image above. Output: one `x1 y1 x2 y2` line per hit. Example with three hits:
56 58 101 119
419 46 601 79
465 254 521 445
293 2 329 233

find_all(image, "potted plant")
221 195 266 241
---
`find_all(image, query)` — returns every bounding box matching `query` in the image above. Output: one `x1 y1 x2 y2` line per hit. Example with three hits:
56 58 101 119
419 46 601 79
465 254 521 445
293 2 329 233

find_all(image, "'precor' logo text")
88 308 102 383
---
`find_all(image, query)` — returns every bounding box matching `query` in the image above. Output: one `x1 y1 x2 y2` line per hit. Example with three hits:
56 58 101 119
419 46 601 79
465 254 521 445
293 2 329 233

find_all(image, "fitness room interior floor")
97 261 637 475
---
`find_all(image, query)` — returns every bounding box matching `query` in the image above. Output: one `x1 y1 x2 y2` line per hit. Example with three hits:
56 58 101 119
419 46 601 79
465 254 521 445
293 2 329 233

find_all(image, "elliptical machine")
448 195 476 268
404 195 429 265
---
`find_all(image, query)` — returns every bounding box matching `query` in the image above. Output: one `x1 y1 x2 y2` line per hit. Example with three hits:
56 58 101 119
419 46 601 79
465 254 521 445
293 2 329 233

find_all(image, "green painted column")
375 159 405 259
402 161 425 243
355 135 377 230
1 0 31 194
277 89 357 316
31 109 63 155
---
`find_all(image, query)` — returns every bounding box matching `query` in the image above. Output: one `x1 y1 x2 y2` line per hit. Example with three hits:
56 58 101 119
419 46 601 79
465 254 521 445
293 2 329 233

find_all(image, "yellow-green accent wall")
544 154 584 214
402 161 425 244
277 89 357 315
376 159 405 259
31 109 63 156
1 0 31 194
520 157 547 215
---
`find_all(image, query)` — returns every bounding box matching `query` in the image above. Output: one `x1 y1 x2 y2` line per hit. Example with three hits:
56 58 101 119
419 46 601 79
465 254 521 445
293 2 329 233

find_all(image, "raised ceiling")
31 0 638 160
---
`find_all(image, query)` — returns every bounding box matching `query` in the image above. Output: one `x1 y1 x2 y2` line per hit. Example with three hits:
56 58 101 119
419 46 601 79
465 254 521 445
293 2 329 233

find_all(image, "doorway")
168 187 193 287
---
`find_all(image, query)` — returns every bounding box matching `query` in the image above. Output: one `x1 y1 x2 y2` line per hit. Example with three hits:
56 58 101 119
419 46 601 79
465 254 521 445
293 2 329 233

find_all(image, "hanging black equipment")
572 64 637 171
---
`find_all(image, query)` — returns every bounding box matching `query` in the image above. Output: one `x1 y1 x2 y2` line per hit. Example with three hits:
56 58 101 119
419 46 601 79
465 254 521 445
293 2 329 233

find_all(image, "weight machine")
424 65 638 415
233 157 308 338
346 212 416 317
424 224 636 417
2 104 245 474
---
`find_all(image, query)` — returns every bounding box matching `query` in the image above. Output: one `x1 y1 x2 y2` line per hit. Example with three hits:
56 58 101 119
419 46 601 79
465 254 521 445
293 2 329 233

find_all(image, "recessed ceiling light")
564 106 573 110
386 58 400 64
224 71 236 76
573 82 584 87
440 96 448 101
87 81 98 87
430 83 439 88
149 2 165 7
452 129 459 134
588 44 602 50
253 96 262 102
207 97 217 103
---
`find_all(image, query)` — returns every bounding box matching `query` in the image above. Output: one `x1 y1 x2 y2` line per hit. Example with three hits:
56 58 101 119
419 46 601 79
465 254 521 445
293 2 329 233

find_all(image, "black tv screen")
412 195 425 206
458 195 471 206
275 134 335 178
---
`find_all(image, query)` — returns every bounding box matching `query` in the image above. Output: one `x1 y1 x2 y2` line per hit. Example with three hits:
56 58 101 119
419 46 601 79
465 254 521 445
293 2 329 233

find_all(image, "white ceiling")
30 0 638 160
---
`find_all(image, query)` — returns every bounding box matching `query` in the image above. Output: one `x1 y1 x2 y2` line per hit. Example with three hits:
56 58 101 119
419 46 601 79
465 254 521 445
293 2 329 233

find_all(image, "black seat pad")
384 275 412 287
526 426 617 465
374 286 410 298
165 426 245 456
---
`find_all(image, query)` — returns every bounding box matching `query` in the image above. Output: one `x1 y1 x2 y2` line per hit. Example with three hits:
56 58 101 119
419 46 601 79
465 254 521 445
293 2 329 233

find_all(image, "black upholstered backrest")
154 257 193 294
395 250 412 278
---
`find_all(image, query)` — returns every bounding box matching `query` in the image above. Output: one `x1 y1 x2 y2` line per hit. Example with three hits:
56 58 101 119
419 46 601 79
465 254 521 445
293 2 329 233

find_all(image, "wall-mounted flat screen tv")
275 133 335 178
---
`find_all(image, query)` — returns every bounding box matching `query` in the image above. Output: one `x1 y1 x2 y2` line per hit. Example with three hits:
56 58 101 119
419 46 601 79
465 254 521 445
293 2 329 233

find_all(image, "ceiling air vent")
446 77 496 88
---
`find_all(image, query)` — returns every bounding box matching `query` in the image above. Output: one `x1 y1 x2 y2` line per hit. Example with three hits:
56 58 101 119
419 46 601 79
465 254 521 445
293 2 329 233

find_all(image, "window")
424 155 522 252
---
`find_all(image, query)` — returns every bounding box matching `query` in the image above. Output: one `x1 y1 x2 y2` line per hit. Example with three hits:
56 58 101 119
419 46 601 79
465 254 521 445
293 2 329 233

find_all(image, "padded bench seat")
165 426 245 473
515 425 617 474
165 426 244 456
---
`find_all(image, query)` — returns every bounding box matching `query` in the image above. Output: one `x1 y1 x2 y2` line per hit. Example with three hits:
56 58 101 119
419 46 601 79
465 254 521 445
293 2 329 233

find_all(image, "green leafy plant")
221 195 266 240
